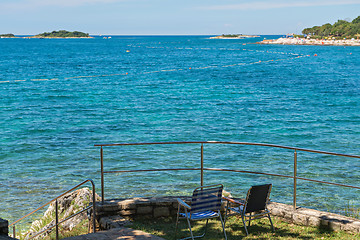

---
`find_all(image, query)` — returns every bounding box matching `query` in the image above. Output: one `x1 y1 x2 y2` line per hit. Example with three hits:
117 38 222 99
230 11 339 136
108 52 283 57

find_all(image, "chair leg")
186 217 195 240
175 206 180 237
224 202 229 225
219 212 228 240
268 213 275 232
241 214 249 236
248 212 251 227
175 218 179 236
202 219 209 237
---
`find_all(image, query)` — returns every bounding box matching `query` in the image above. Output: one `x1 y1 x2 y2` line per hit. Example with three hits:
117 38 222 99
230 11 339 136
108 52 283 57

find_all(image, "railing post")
201 144 204 186
293 150 297 210
92 181 96 233
100 146 104 204
55 199 59 240
12 225 15 239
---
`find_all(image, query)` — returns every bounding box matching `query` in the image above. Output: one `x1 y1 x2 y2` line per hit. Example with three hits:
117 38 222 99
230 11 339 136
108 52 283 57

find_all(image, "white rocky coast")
259 37 360 46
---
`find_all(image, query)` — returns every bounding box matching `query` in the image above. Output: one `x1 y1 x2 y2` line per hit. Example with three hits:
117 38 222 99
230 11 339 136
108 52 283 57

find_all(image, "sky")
1 0 360 35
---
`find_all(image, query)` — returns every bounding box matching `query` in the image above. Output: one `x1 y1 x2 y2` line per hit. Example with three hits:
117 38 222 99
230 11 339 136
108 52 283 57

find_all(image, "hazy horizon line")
4 33 288 36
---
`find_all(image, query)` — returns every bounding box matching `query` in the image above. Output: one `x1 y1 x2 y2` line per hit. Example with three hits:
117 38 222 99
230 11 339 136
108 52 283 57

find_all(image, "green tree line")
302 16 360 39
34 30 90 38
0 34 15 38
221 34 242 38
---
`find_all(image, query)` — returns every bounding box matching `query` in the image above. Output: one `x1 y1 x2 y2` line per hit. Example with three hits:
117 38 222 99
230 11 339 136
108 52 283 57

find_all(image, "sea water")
0 36 359 224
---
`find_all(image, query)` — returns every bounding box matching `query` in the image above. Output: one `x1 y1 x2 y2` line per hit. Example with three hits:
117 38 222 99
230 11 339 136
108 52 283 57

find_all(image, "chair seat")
228 205 244 214
180 210 219 220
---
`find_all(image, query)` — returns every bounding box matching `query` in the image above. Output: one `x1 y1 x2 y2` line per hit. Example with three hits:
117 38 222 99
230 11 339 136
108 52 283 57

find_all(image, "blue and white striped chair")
175 184 227 240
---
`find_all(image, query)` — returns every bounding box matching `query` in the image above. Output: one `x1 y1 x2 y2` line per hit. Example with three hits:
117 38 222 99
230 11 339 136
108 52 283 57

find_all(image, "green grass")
131 216 360 240
18 219 90 240
48 220 90 240
36 219 90 240
17 215 360 239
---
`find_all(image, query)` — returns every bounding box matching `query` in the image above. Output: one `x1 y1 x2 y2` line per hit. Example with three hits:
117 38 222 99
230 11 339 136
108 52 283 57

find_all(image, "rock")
23 188 100 239
98 216 131 229
222 189 232 198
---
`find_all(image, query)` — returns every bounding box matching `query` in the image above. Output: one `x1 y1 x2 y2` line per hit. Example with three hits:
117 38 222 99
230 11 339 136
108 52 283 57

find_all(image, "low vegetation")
41 219 89 240
131 216 360 240
302 16 360 39
221 34 243 38
18 188 96 239
17 219 89 240
33 30 91 38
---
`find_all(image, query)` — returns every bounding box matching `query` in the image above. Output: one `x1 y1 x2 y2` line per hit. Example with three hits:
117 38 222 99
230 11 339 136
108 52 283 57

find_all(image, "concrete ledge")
268 202 360 233
96 196 360 233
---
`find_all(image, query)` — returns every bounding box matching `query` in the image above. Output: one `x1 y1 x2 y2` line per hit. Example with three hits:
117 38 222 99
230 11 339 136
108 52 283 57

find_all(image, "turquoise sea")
0 36 359 224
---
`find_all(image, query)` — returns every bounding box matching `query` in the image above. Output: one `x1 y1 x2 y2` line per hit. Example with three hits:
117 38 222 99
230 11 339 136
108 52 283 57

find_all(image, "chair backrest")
244 184 272 213
191 184 223 213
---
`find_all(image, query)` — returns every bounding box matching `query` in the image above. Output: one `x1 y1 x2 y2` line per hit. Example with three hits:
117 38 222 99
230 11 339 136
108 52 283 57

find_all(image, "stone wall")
268 202 360 233
0 218 8 236
96 196 190 220
96 196 360 233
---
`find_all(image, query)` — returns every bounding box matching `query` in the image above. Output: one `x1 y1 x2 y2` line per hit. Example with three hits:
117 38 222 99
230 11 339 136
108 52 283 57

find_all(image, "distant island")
210 34 260 39
258 16 360 46
30 30 92 38
0 30 93 39
0 34 16 38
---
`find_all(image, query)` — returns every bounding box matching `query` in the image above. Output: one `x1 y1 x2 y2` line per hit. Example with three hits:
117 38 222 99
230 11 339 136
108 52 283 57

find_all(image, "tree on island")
302 16 360 39
33 30 90 38
221 34 242 38
0 33 15 38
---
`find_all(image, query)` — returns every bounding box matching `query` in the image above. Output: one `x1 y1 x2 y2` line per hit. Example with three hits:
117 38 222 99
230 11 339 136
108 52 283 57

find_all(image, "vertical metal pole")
55 199 59 240
201 144 204 186
293 150 297 210
13 225 15 239
100 146 104 204
92 182 96 233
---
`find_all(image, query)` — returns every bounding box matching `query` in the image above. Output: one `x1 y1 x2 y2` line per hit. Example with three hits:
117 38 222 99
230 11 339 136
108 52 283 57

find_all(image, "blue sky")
1 0 360 35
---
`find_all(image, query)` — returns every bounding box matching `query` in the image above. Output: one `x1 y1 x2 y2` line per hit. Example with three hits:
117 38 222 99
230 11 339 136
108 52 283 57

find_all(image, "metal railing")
95 141 360 210
9 179 96 240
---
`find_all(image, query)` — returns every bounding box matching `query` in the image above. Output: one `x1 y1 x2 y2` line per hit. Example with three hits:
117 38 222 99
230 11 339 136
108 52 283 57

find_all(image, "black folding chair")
223 184 274 236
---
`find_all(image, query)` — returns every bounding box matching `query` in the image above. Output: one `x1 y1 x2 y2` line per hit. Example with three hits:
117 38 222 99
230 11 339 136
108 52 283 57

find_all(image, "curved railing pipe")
95 141 360 210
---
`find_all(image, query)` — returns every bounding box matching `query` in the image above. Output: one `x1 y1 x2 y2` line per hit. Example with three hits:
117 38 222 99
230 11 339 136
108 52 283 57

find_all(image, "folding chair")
175 184 227 240
223 184 274 236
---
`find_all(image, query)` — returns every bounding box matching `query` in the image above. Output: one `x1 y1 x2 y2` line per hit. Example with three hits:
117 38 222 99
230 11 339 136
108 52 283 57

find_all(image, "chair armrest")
222 196 245 206
177 198 191 210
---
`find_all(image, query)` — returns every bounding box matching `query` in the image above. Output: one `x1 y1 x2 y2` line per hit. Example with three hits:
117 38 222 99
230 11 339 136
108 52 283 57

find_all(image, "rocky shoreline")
258 37 360 46
22 188 100 240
